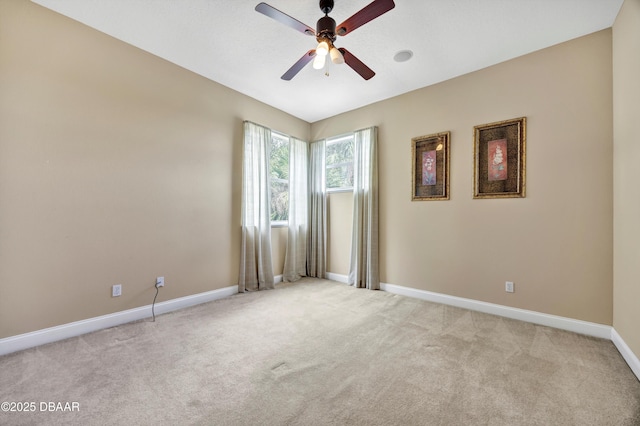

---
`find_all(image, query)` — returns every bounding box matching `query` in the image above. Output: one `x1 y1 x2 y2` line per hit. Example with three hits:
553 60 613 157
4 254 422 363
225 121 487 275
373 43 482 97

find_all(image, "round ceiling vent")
393 50 414 63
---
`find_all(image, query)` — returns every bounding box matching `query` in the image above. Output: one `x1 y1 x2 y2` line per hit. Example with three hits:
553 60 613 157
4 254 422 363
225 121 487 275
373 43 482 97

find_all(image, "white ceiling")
31 0 623 123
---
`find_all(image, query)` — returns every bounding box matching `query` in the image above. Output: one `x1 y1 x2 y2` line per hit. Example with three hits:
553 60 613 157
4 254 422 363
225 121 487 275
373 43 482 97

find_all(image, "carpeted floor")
1 278 639 425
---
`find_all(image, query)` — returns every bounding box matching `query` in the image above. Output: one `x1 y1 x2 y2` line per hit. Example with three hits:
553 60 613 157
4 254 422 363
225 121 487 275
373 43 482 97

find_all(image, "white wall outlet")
112 284 122 297
505 281 514 293
156 276 165 288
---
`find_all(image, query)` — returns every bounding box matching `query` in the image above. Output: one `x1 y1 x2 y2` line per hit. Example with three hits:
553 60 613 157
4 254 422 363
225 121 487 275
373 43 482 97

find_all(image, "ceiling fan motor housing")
317 15 336 41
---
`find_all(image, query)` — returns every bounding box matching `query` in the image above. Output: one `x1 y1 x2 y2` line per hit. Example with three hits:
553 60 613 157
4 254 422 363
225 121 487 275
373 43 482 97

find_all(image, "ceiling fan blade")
281 50 317 80
338 48 375 80
336 0 395 36
255 3 316 36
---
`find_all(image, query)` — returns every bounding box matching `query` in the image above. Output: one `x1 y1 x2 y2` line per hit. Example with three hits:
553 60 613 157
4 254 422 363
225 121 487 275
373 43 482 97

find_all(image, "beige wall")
313 30 614 325
613 0 640 359
271 226 288 276
0 1 308 338
327 191 353 274
1 0 630 355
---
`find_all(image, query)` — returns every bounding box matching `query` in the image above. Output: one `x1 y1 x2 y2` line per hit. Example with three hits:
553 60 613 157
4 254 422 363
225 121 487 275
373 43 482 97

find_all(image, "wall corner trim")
611 328 640 381
0 284 239 357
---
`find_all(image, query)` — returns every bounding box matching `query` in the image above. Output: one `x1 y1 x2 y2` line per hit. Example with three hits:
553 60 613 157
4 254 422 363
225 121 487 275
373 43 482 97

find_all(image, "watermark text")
1 401 80 412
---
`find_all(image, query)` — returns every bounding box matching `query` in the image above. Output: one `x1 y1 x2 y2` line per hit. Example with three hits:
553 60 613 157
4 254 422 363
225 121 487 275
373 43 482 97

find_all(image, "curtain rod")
244 120 309 144
312 125 377 144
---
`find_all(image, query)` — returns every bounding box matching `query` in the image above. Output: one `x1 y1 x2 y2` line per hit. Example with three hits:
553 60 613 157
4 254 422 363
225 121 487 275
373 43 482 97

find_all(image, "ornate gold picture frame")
411 131 450 201
473 117 526 199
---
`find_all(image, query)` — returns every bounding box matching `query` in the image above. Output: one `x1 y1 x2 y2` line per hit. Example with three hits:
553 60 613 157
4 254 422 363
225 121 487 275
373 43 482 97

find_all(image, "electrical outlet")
112 284 122 297
505 281 514 293
156 276 165 288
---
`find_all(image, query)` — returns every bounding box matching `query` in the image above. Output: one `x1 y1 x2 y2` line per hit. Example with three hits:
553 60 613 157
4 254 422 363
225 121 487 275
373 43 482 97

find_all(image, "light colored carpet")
1 278 639 425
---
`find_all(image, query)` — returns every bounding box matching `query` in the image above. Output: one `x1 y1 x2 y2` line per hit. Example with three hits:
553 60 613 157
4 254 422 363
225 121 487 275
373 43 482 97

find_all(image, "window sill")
271 221 288 228
327 188 353 194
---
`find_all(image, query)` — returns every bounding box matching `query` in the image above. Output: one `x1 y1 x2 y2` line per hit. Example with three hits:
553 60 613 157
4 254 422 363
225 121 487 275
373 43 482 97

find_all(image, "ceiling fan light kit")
330 46 344 64
255 0 395 81
312 54 326 70
316 40 330 56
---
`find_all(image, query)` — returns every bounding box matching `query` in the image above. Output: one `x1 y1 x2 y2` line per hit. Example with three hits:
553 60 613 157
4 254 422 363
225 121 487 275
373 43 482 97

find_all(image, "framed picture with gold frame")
473 117 526 199
411 131 450 201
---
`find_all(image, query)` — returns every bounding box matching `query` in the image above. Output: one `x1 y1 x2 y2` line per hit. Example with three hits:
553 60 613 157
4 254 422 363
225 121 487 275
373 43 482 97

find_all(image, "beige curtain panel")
348 127 379 290
238 121 275 292
307 139 327 278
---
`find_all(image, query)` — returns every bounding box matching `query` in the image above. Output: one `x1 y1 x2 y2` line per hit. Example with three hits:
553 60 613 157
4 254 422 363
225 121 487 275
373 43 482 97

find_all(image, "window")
269 131 352 223
326 134 354 191
270 132 289 223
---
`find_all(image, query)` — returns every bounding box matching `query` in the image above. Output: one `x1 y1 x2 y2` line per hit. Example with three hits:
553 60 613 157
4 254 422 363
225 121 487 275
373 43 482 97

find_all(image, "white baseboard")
324 273 613 339
0 284 238 357
325 273 606 334
326 272 349 284
611 328 640 380
3 276 639 383
376 281 640 381
274 275 283 284
380 282 612 339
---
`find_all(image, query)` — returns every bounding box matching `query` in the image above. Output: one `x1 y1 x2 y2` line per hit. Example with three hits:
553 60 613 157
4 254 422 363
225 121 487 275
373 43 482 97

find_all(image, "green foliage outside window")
326 137 354 190
270 135 289 222
268 133 353 224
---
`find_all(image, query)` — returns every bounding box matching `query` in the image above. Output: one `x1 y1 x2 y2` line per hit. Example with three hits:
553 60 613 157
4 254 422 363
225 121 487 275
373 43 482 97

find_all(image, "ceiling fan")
255 0 395 80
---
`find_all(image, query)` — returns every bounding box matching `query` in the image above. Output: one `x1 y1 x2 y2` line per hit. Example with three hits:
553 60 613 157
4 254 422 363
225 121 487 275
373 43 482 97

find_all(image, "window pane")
326 139 354 167
270 136 289 181
326 136 354 190
327 164 354 189
270 180 289 222
270 134 289 222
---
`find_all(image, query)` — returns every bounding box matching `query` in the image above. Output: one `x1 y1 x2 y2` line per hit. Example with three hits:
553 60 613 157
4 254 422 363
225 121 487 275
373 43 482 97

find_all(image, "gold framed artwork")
411 131 450 201
473 117 526 199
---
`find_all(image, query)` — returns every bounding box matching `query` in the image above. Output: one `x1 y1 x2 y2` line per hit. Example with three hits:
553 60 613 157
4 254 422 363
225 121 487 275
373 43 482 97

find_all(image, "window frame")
326 133 355 193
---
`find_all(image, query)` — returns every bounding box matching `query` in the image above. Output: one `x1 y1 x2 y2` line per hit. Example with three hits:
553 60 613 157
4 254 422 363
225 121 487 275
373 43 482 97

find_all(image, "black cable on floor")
151 284 159 322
